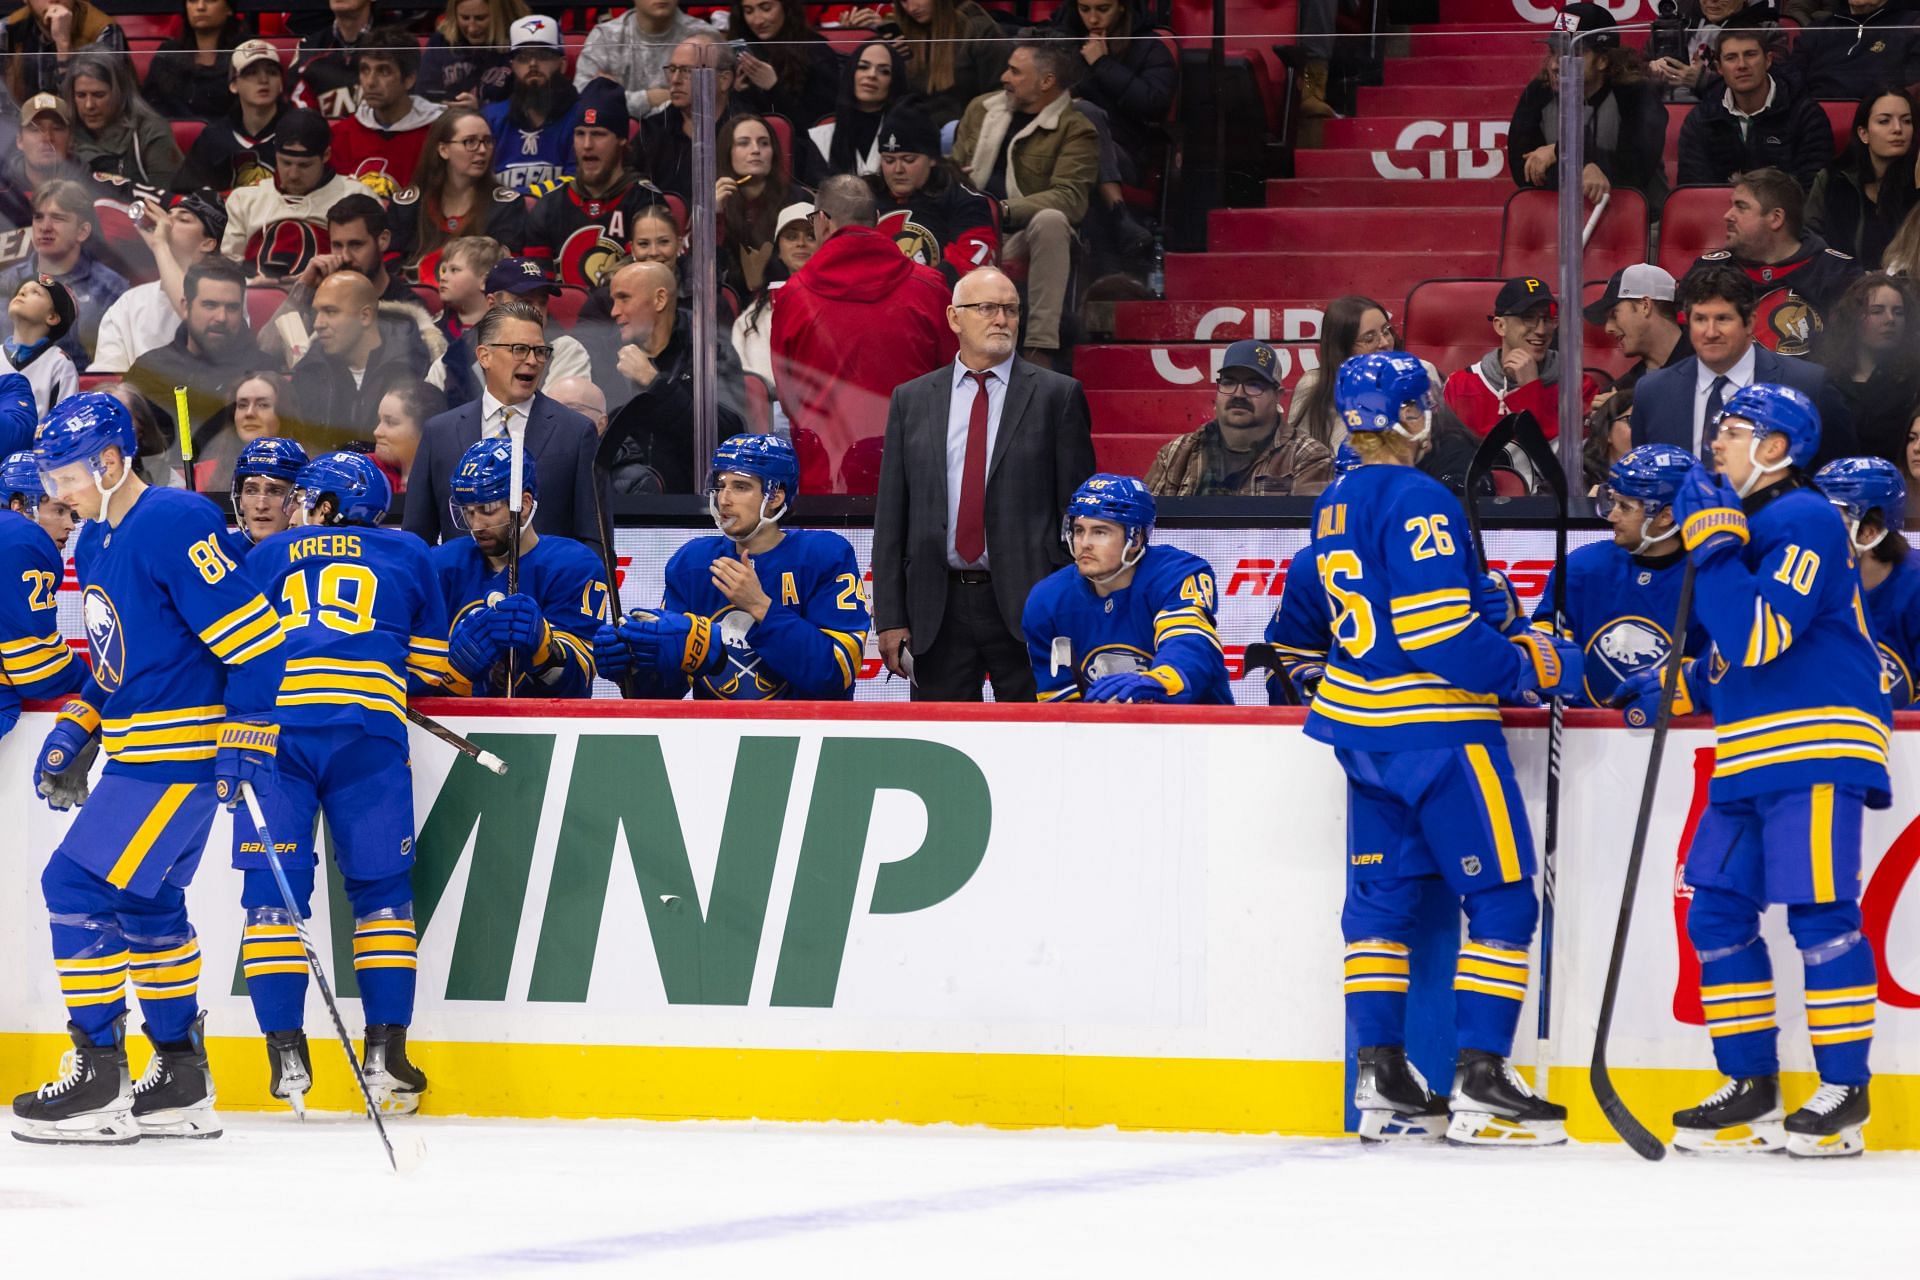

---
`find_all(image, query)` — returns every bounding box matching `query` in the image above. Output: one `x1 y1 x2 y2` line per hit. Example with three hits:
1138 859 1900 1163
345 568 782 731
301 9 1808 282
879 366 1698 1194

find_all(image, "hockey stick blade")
1592 1058 1667 1161
1461 416 1519 572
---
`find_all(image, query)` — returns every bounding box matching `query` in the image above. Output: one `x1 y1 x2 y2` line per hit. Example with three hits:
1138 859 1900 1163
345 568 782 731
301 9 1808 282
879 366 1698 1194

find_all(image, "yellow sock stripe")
55 950 131 973
1708 1015 1777 1037
62 986 129 1006
1807 1003 1877 1028
1703 997 1776 1021
243 941 307 961
1456 957 1529 983
58 972 128 994
1701 981 1775 1001
244 962 311 978
243 925 299 939
1809 1026 1875 1045
1344 941 1410 955
1460 942 1529 962
1343 957 1411 977
1805 985 1879 1004
1454 975 1529 1001
1343 977 1410 994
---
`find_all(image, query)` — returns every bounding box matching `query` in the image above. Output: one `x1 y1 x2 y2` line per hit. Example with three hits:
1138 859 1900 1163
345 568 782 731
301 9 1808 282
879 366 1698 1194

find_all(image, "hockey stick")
1461 415 1519 571
1589 558 1695 1163
173 386 195 494
587 461 638 698
238 781 427 1175
404 706 508 776
505 431 523 699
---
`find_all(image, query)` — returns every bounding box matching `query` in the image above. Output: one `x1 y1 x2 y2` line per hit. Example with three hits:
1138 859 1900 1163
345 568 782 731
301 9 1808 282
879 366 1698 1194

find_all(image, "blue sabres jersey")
433 533 605 697
1022 543 1230 704
641 528 868 700
1297 464 1527 749
1533 542 1704 707
1862 554 1920 708
1691 479 1892 804
249 526 453 743
72 487 286 779
0 510 80 710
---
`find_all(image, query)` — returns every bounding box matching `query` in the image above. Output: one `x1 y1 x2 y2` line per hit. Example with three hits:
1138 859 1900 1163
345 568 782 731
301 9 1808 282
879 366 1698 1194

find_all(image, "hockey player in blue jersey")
222 437 311 557
1021 474 1229 704
435 438 604 698
1260 446 1365 706
1304 353 1581 1146
1815 456 1920 708
0 451 83 743
594 434 870 700
1531 444 1704 707
237 451 452 1114
12 392 286 1144
1628 384 1891 1156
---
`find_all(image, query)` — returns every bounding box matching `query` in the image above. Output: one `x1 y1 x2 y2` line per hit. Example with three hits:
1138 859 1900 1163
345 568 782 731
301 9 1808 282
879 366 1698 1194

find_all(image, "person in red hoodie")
770 174 958 494
328 26 447 197
1441 276 1599 442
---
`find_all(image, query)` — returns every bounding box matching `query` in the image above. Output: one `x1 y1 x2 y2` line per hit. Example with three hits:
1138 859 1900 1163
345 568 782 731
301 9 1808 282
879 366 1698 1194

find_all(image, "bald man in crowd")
546 375 608 436
287 269 439 452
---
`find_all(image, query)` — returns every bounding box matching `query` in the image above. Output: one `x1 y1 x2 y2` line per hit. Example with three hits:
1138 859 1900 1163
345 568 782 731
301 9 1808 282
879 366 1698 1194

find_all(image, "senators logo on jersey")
557 224 623 288
1752 290 1820 357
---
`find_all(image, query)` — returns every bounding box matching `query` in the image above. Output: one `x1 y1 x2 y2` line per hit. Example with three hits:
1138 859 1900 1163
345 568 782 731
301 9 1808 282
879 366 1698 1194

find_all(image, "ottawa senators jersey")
385 185 530 285
877 180 998 283
524 173 667 288
1691 240 1863 357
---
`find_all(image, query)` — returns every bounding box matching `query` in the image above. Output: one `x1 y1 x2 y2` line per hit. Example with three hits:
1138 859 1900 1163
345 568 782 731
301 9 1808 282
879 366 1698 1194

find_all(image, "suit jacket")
1630 345 1857 471
402 391 611 550
872 357 1097 647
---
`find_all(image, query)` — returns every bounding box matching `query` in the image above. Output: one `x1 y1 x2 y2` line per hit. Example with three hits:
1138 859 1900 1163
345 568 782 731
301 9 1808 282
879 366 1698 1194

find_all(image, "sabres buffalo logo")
246 219 328 280
1586 615 1669 704
1081 644 1151 685
701 606 786 700
81 586 126 693
557 224 622 287
878 209 940 270
1881 641 1912 705
1752 289 1820 357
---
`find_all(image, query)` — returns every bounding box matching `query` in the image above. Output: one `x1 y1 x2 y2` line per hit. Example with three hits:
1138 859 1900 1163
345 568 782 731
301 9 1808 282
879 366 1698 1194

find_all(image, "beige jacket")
950 89 1099 227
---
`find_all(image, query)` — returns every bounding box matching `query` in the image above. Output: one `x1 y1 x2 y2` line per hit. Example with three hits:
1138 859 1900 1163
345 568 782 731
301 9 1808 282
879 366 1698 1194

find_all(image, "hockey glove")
592 623 633 682
618 610 718 677
1286 661 1326 705
215 720 278 809
1474 570 1525 636
1506 631 1583 703
1671 465 1749 563
35 699 100 811
1614 658 1705 728
490 594 555 668
449 606 504 682
1086 670 1172 703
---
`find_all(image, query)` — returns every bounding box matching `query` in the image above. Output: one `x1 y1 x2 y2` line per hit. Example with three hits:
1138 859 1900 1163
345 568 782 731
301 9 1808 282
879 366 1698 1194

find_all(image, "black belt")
949 569 992 584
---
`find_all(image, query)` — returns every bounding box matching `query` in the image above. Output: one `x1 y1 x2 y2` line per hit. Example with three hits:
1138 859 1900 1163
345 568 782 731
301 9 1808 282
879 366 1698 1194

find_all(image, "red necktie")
955 369 993 565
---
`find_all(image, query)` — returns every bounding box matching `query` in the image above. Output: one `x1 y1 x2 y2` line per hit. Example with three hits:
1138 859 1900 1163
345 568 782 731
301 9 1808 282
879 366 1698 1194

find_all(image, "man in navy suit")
1631 262 1855 470
403 298 611 551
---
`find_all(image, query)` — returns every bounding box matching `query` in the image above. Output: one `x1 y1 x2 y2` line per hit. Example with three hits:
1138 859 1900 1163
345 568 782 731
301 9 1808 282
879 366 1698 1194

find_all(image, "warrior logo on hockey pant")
82 587 126 692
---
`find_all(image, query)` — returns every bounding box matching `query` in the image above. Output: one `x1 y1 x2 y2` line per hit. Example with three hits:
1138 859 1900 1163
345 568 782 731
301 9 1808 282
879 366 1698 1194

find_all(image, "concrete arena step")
1109 300 1329 344
1264 177 1512 208
1359 85 1535 117
1076 343 1320 393
1320 115 1511 150
1209 206 1500 254
1382 55 1544 87
1293 148 1512 181
1164 250 1498 301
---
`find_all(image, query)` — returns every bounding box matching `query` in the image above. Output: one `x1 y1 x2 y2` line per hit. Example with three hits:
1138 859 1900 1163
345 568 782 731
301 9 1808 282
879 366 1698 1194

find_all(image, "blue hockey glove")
489 593 554 667
449 606 503 682
1614 658 1705 728
1671 464 1749 563
618 610 717 677
1086 670 1171 703
1506 632 1582 703
1285 662 1325 704
592 623 633 681
35 699 99 811
1474 570 1525 635
215 719 278 810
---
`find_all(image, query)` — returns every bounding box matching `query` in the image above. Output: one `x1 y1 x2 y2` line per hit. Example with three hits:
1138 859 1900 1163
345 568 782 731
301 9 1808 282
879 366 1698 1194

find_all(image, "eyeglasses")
953 302 1020 319
665 64 728 79
450 135 493 151
1355 321 1395 347
484 342 554 362
1216 377 1274 394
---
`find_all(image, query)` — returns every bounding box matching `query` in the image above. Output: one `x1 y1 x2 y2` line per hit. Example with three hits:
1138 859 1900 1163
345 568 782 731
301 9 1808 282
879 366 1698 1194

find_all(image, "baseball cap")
275 108 332 158
230 39 281 76
20 93 71 127
1493 276 1556 317
576 78 630 139
1219 339 1281 387
1583 263 1677 324
27 275 77 344
1549 3 1620 49
510 14 562 51
775 202 815 235
486 257 562 297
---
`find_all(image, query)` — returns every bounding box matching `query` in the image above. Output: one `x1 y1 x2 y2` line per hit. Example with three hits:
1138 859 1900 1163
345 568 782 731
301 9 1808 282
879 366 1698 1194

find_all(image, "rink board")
3 701 1920 1146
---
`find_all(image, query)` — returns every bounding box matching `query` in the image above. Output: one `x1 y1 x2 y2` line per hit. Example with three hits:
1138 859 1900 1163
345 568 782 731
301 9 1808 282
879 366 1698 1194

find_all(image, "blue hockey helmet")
233 437 310 489
1605 443 1695 515
1716 382 1820 472
1065 473 1156 539
1333 442 1363 476
1335 352 1433 436
709 433 800 501
2 449 45 508
1815 455 1907 541
294 450 392 527
449 437 537 530
35 392 139 501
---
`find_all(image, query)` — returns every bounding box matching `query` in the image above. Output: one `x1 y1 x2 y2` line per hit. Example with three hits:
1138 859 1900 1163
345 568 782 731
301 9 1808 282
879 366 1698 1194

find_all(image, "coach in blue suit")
1631 262 1855 470
402 299 611 551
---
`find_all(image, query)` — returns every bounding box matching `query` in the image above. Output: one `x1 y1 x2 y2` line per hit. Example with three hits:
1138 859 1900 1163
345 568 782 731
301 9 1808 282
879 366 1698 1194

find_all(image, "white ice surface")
0 1115 1910 1277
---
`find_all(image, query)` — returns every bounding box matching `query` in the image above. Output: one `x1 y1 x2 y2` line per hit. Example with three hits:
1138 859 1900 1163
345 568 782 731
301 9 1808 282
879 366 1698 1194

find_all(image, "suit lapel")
928 368 954 514
988 361 1033 481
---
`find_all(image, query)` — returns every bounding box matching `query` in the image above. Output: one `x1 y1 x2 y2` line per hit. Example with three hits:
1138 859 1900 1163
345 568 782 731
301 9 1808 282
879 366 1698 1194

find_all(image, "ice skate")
1671 1075 1784 1154
132 1011 222 1139
266 1030 312 1117
1446 1049 1568 1146
1354 1045 1447 1142
11 1018 139 1145
364 1024 428 1115
1785 1081 1869 1159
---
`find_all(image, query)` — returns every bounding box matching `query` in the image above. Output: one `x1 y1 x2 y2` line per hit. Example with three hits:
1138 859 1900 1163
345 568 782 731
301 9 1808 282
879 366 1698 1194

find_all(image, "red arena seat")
247 286 288 335
1658 186 1733 279
1497 187 1649 285
171 119 205 155
1401 277 1509 378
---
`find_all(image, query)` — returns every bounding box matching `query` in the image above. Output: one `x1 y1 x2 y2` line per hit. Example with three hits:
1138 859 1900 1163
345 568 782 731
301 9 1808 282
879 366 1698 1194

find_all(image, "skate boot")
1447 1049 1568 1146
11 1018 139 1145
266 1030 313 1117
131 1011 222 1139
1354 1045 1448 1142
364 1024 428 1115
1785 1081 1869 1159
1671 1075 1784 1154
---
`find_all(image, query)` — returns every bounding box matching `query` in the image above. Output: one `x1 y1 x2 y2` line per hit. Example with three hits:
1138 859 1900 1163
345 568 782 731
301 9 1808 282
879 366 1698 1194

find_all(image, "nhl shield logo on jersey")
1587 615 1670 702
81 585 126 692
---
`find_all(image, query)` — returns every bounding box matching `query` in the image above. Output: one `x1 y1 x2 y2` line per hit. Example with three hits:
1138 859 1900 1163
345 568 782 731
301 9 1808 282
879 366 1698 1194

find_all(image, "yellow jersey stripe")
105 783 196 889
1390 588 1470 612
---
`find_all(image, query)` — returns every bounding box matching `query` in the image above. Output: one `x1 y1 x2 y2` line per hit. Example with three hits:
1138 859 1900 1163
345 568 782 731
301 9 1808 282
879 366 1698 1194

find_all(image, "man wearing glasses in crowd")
1144 340 1334 497
405 296 611 552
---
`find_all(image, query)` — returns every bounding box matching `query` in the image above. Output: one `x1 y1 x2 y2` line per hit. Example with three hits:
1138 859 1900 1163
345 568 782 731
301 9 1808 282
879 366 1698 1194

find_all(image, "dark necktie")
1702 375 1730 467
955 370 993 565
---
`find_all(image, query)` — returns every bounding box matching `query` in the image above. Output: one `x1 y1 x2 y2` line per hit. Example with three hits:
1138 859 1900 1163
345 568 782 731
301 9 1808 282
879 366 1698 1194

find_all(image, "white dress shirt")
945 352 1016 570
481 388 532 442
1693 342 1757 459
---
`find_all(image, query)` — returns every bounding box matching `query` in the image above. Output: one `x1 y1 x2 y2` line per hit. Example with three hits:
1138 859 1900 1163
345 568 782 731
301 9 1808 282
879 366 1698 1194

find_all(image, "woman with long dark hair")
1809 87 1920 270
802 40 905 182
1821 271 1920 462
1507 9 1666 206
143 0 253 122
1289 295 1437 450
729 0 840 129
65 50 183 189
717 113 809 299
387 107 527 283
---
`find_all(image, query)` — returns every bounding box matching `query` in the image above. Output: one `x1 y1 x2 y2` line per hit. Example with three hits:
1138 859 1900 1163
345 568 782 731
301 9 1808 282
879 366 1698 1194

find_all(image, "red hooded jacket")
770 225 957 494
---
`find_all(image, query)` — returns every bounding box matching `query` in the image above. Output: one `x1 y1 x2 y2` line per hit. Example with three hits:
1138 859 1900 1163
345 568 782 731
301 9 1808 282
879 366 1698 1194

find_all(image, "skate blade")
1672 1120 1786 1155
10 1110 141 1145
1357 1109 1448 1143
132 1105 224 1140
1786 1127 1865 1159
1445 1110 1568 1147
